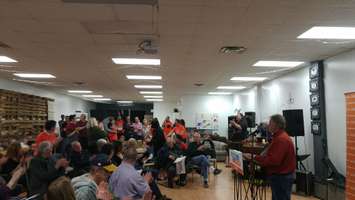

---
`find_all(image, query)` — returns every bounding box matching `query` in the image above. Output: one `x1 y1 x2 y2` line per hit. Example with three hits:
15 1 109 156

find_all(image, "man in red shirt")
244 114 296 200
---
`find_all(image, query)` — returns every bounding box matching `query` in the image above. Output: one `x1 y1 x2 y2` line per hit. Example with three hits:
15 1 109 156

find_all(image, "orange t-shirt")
35 132 57 147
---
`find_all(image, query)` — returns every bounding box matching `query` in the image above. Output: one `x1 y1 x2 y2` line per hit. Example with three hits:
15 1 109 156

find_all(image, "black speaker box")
296 170 313 196
283 109 305 137
244 112 256 128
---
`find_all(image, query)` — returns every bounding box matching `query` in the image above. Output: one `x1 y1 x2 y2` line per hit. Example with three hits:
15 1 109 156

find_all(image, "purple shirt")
109 162 149 199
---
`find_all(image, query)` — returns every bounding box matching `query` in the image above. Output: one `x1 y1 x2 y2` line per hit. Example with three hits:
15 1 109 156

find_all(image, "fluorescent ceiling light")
94 98 111 101
117 101 133 104
143 96 163 98
298 26 355 39
231 77 267 81
68 90 93 94
208 92 232 95
112 58 160 65
82 95 103 98
0 56 17 63
217 86 246 90
14 73 56 78
146 99 164 102
139 91 163 94
253 61 304 67
126 75 162 80
134 85 162 89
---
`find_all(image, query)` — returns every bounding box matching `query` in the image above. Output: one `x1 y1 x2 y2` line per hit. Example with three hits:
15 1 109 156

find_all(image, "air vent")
220 46 247 54
62 0 157 5
194 83 204 87
137 40 158 55
0 41 11 49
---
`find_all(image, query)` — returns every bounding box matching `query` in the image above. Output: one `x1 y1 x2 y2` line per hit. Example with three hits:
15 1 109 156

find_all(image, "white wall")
153 95 234 137
153 102 178 125
180 95 233 136
234 68 314 172
0 78 95 121
323 49 355 175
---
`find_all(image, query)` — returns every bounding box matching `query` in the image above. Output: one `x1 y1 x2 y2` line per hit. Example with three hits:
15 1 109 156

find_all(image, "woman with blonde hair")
46 176 75 200
87 117 107 154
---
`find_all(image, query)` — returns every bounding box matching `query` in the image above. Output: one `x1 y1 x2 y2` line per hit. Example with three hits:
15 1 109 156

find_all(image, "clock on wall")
310 62 320 79
311 107 320 120
311 121 321 135
309 78 320 92
310 93 320 106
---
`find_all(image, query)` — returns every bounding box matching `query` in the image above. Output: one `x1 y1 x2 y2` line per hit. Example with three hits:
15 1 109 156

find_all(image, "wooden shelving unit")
0 89 53 146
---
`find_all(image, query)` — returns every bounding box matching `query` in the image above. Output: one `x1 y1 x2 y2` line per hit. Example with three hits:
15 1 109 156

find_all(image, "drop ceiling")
0 0 355 102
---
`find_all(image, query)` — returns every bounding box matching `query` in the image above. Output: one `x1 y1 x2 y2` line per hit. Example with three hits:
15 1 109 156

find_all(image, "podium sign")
229 149 244 175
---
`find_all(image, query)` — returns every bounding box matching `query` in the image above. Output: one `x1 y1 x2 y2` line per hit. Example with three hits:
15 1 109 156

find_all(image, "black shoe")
213 169 222 175
203 181 209 188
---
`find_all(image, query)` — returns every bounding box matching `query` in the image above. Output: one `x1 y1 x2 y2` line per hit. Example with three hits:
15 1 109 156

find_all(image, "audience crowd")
0 114 221 200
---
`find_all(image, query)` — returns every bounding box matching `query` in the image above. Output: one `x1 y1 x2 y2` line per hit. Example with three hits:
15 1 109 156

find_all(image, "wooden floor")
160 163 319 200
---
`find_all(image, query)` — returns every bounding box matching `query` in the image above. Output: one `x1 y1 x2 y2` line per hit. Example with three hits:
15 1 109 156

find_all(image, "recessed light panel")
134 85 162 89
139 91 163 94
14 73 56 78
126 75 162 80
68 90 93 94
94 98 111 101
112 58 160 65
253 61 304 67
231 77 267 81
298 26 355 39
0 56 17 63
146 99 163 102
143 96 163 98
208 92 232 95
217 86 246 90
82 95 103 98
117 101 133 104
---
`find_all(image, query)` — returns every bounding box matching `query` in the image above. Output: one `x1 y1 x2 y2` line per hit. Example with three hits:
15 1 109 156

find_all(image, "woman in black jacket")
150 118 166 157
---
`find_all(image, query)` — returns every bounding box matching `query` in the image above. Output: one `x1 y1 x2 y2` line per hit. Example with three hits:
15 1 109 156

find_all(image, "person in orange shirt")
173 119 188 151
35 120 60 151
115 115 124 140
162 116 173 137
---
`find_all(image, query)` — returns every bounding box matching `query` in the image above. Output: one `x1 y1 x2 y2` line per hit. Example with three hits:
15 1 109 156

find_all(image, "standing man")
229 113 248 141
77 114 88 150
244 114 296 200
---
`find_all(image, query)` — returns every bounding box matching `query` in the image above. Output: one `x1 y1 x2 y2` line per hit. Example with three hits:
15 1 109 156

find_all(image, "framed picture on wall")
311 121 321 135
310 93 320 106
309 78 320 92
311 107 320 120
310 62 320 79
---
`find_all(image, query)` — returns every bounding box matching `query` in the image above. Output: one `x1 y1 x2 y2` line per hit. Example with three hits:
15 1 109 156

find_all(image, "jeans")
191 155 209 182
269 173 294 200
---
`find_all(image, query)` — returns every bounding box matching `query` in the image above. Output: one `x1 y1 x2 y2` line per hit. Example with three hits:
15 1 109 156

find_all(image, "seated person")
46 176 75 200
68 141 90 177
112 141 123 166
90 143 113 167
186 132 210 188
72 163 112 200
158 137 186 188
0 164 26 200
28 141 69 200
201 133 222 175
0 142 23 181
109 147 170 200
